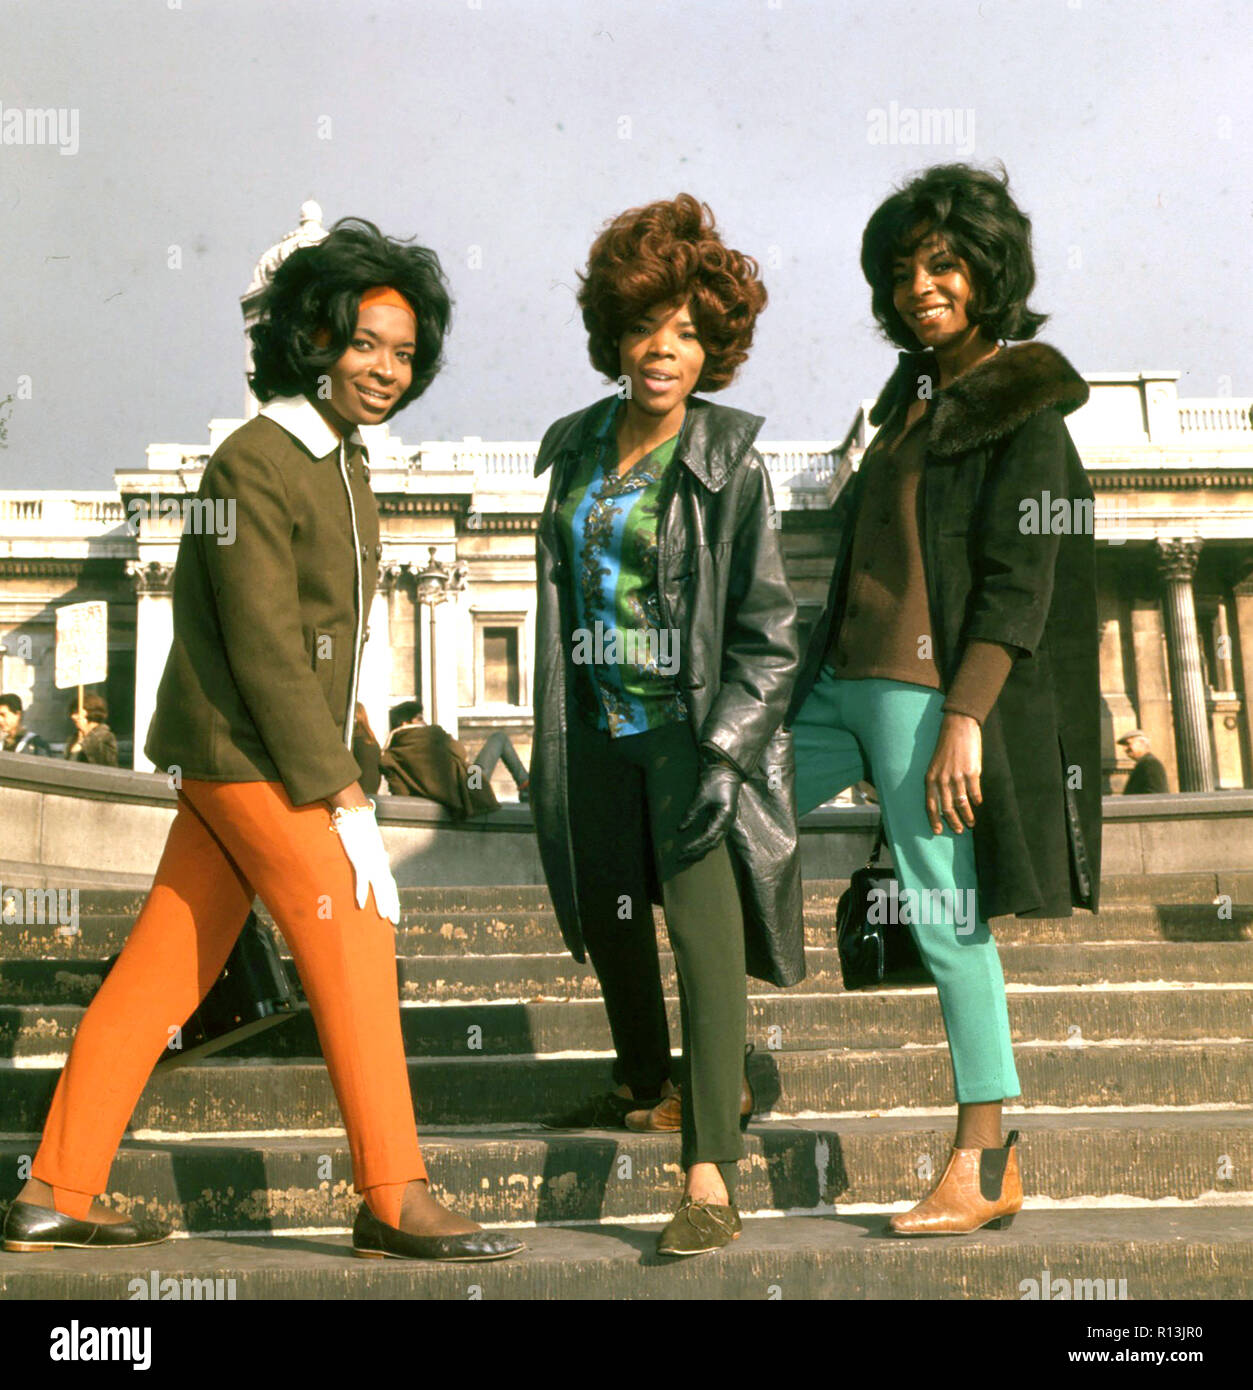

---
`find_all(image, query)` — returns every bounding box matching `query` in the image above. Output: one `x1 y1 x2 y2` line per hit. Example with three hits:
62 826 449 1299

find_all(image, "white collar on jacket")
258 395 369 460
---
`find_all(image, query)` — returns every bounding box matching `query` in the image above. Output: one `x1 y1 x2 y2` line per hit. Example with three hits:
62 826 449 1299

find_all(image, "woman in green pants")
530 194 804 1256
785 163 1101 1235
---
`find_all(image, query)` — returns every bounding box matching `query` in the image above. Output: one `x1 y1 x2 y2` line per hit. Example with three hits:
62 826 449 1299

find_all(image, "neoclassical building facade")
2 207 1251 797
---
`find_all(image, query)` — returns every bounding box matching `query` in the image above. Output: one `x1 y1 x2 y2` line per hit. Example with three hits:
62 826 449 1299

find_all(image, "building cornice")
0 556 97 579
1093 470 1253 490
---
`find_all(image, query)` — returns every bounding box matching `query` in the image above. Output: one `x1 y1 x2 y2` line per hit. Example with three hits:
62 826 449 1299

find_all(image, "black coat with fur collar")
786 342 1101 918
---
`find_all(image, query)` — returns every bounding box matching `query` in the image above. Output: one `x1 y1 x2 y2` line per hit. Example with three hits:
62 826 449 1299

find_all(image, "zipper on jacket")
339 437 365 749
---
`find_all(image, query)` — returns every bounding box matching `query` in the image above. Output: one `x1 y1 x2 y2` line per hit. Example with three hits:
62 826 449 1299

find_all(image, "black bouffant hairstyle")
248 217 452 412
861 163 1047 350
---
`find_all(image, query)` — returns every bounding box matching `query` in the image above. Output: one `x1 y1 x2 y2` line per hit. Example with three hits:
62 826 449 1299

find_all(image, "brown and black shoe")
626 1053 756 1133
540 1088 662 1131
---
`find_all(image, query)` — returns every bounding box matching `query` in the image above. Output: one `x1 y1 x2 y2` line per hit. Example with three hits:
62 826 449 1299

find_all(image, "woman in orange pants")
3 218 522 1262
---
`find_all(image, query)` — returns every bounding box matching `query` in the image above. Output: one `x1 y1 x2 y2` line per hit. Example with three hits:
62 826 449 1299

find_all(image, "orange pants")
32 778 426 1225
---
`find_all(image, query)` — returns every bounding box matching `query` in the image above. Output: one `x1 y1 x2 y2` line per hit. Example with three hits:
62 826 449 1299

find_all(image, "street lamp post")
414 546 467 731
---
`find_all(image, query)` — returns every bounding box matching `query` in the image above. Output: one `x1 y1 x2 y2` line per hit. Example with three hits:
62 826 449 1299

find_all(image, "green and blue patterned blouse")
555 401 689 738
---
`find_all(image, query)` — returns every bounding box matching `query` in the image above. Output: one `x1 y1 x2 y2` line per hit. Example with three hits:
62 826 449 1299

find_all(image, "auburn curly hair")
577 194 766 392
249 217 452 413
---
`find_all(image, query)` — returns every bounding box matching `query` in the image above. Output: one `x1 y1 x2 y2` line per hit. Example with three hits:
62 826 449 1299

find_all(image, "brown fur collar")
868 341 1089 457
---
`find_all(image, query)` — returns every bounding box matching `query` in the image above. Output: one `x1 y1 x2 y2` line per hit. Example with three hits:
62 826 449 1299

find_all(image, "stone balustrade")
1177 399 1253 436
0 491 129 532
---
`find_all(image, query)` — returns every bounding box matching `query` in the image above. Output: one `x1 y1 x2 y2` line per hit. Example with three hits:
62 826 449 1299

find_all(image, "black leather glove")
677 753 743 864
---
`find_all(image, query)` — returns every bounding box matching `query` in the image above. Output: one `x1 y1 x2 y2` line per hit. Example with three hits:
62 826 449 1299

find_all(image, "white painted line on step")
769 1102 1253 1120
1000 982 1253 993
127 1127 347 1141
121 1123 540 1141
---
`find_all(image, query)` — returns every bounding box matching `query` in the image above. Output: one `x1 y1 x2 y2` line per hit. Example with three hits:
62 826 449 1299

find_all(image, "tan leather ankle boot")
889 1130 1022 1236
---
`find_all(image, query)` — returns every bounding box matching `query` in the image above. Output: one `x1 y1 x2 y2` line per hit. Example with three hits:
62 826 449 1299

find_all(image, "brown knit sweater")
824 405 1016 723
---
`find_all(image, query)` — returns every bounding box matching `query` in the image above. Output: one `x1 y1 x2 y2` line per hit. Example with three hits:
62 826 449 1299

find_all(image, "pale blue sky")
2 0 1249 487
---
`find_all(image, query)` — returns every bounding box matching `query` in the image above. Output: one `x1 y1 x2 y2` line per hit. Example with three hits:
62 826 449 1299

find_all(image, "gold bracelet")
329 799 376 834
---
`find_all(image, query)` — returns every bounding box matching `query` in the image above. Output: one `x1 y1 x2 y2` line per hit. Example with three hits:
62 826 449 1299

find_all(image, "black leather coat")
531 395 806 986
786 342 1102 919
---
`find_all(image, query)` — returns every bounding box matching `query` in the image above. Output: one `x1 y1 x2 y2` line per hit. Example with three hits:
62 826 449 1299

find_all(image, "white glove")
330 801 401 925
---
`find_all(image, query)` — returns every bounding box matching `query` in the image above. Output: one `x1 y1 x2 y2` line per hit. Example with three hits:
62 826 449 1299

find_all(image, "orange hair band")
359 285 416 321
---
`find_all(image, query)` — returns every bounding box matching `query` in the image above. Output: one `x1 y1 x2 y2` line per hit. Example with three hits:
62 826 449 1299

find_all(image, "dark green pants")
567 712 747 1196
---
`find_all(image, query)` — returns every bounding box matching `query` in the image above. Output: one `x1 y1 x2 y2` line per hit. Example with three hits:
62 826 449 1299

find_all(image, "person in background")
63 693 118 766
352 702 383 796
380 699 529 810
0 693 52 756
1118 729 1169 794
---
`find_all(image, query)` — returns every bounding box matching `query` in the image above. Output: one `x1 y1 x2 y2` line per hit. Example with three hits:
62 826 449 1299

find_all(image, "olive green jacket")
145 396 381 806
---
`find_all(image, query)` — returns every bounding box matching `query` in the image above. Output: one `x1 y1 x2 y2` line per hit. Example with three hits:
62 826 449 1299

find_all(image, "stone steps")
3 1208 1251 1301
43 871 1253 920
3 986 1252 1060
3 1042 1250 1133
3 1113 1250 1233
5 942 1252 1008
21 902 1253 958
2 871 1250 1300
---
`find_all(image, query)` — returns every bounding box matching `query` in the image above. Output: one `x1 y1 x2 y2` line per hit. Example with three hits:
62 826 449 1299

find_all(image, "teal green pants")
790 670 1021 1103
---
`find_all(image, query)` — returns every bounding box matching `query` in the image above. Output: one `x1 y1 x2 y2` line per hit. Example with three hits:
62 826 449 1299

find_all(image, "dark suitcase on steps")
104 908 299 1067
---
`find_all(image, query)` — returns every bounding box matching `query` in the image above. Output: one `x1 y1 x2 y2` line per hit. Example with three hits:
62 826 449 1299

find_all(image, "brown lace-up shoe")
656 1196 742 1257
625 1066 755 1133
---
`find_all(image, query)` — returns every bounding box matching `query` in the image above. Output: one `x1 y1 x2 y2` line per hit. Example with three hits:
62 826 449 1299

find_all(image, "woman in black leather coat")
530 194 803 1256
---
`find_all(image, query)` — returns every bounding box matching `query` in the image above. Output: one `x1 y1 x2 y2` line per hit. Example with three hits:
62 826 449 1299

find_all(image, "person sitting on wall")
379 699 529 812
63 693 118 766
1118 729 1169 794
0 693 52 756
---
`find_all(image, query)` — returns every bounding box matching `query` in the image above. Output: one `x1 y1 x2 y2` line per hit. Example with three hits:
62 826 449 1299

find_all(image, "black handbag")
835 823 934 989
105 909 299 1067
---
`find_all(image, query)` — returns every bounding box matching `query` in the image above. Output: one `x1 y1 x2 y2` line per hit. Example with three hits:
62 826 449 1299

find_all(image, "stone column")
356 562 393 751
127 560 174 773
384 561 417 704
1212 599 1236 692
429 600 460 741
1154 538 1214 791
418 598 434 726
1128 597 1176 786
415 549 466 739
1230 570 1253 785
1098 612 1134 792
